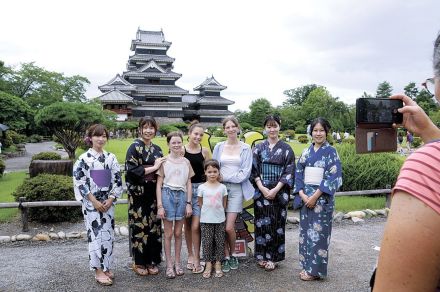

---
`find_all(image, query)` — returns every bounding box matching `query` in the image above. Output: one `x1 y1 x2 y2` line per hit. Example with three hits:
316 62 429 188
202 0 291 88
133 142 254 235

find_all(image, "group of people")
73 113 343 286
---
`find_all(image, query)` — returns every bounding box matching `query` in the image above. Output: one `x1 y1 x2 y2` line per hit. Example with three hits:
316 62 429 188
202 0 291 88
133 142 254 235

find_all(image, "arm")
391 94 440 143
222 144 253 183
268 144 296 199
374 191 440 291
251 145 270 197
293 150 308 203
156 174 165 219
186 178 193 217
73 157 91 201
102 154 123 211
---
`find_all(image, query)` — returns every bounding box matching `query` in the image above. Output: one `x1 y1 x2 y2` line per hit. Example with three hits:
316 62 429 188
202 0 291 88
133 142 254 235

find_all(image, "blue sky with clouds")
1 0 440 111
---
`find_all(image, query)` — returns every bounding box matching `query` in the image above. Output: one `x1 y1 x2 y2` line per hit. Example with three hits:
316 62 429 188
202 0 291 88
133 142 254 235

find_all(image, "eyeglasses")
422 78 435 96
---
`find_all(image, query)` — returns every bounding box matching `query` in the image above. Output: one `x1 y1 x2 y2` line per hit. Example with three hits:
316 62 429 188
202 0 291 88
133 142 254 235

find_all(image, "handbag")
292 193 303 210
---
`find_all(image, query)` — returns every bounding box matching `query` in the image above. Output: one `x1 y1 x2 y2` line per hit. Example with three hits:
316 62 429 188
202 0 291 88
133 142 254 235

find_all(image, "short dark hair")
87 124 109 139
204 159 220 171
309 117 331 136
138 116 158 132
263 115 281 127
166 131 183 143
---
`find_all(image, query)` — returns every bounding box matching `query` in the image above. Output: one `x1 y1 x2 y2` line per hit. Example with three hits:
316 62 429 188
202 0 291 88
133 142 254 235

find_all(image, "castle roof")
135 84 189 95
129 54 175 63
131 30 171 50
98 74 136 91
97 90 134 104
194 76 227 91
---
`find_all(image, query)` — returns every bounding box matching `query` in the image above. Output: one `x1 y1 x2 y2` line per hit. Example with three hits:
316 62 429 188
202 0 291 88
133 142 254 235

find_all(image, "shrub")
12 174 82 222
0 159 5 177
168 122 189 132
28 134 43 143
240 122 253 131
297 135 309 144
284 130 296 139
7 130 27 144
159 124 179 135
32 152 62 161
342 137 355 144
412 136 423 148
212 128 226 137
1 133 13 148
327 134 335 145
336 143 403 192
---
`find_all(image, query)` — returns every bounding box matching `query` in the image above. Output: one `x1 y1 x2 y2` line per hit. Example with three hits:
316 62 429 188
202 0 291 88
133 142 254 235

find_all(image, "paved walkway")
4 142 68 172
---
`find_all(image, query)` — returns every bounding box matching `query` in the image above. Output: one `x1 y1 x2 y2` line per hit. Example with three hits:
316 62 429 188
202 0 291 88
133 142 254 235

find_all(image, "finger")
390 94 416 106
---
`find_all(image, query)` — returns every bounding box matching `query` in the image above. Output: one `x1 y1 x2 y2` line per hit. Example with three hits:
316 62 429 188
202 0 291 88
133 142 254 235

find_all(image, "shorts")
191 183 202 217
224 182 243 213
162 187 186 221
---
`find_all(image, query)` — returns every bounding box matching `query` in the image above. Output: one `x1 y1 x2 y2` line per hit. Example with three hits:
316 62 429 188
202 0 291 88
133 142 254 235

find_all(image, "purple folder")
90 169 112 188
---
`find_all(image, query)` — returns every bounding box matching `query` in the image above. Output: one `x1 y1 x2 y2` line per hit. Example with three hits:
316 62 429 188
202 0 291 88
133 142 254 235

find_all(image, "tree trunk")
29 160 73 178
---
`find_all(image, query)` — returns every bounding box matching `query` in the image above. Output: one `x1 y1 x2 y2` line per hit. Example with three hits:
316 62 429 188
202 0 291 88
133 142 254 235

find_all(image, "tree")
234 109 251 125
247 98 274 126
7 62 90 108
0 91 33 131
404 82 419 100
360 91 373 99
35 102 105 159
283 84 322 106
375 81 393 98
0 60 13 92
415 89 437 115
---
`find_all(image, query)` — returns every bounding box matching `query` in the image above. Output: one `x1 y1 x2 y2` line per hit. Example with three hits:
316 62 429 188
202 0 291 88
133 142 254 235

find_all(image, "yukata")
125 139 164 267
293 141 342 278
251 140 295 263
73 148 123 272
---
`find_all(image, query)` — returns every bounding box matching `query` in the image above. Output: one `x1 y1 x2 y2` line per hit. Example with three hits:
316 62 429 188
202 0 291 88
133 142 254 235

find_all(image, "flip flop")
95 275 113 286
264 261 277 271
300 272 320 281
214 262 223 278
186 262 194 270
192 265 205 274
166 266 175 279
147 265 159 275
175 264 184 276
104 271 115 279
257 260 267 268
132 264 149 276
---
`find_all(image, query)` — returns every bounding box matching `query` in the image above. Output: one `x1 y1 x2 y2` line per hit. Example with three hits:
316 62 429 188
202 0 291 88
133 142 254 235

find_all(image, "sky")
1 0 440 111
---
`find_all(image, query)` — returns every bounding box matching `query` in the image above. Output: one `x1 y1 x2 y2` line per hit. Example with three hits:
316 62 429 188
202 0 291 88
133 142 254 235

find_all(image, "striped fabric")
260 163 283 186
393 141 440 215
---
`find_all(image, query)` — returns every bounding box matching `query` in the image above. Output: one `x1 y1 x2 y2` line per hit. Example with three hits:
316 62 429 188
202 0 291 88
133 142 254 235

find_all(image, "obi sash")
304 167 324 186
90 169 112 188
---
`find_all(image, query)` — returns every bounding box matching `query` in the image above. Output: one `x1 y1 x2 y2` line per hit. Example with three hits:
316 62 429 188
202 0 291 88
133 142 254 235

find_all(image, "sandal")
147 265 159 275
264 261 277 271
192 264 205 274
95 275 113 286
166 266 175 279
257 260 267 268
132 264 149 276
186 262 194 270
175 263 184 276
202 265 212 279
214 262 223 278
300 271 320 281
104 270 115 279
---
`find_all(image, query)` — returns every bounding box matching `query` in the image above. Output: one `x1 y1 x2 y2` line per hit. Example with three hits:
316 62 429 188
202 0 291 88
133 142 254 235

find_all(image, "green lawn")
335 195 386 212
0 171 27 222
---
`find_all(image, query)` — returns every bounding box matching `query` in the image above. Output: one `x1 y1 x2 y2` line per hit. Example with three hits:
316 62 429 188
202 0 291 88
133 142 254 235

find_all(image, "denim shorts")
162 187 186 221
191 183 201 217
223 182 243 213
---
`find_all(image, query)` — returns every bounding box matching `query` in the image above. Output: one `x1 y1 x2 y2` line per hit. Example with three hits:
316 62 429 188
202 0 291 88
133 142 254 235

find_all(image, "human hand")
266 189 277 200
157 206 166 219
185 204 192 218
390 94 440 142
153 157 167 170
102 198 114 212
305 196 318 208
260 186 270 198
91 198 106 213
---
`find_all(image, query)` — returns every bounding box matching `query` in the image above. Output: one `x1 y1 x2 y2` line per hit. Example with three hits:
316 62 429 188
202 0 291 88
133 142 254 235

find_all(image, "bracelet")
157 204 163 209
186 201 191 205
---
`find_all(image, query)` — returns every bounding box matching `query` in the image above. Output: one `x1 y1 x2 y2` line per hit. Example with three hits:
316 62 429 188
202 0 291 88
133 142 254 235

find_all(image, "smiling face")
168 135 183 155
223 120 239 139
140 123 156 142
205 165 220 182
189 126 204 145
265 120 280 140
312 123 327 146
91 133 107 151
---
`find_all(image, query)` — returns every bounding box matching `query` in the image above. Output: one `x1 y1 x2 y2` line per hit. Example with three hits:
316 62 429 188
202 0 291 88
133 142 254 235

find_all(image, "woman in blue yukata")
251 115 295 271
73 124 123 286
293 117 342 281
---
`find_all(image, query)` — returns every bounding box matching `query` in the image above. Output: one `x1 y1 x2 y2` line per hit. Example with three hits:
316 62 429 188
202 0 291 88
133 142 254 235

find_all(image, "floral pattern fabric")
73 148 123 271
251 140 295 263
125 139 163 266
293 141 342 277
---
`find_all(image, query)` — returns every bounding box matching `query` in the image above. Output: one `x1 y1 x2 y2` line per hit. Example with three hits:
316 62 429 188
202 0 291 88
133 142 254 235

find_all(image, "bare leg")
224 212 238 258
174 220 184 265
184 218 194 267
191 215 201 267
163 220 174 268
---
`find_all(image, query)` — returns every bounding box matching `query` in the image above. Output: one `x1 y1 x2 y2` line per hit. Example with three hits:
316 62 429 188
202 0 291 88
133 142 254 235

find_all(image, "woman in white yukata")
73 124 123 286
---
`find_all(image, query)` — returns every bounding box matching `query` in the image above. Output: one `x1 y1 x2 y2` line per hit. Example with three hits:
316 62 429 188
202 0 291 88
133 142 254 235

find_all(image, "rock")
50 227 54 232
32 233 50 241
57 231 66 239
374 209 387 216
16 234 32 241
0 236 11 243
80 231 87 238
120 226 129 236
66 232 81 239
49 233 59 240
361 210 372 219
364 209 377 217
346 211 366 219
10 235 17 242
333 212 345 222
343 213 351 219
287 216 300 224
351 217 365 224
114 227 120 236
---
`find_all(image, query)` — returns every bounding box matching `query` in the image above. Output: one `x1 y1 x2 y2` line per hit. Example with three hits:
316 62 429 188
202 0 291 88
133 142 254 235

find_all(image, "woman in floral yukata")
73 124 123 286
125 116 167 276
293 117 342 281
251 115 295 271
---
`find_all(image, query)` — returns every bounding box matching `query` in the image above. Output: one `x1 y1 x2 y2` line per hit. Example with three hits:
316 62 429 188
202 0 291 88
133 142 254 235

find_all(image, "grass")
335 196 386 213
0 171 27 222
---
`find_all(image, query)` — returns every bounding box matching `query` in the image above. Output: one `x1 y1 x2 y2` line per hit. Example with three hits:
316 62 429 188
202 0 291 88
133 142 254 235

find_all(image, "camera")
355 98 403 154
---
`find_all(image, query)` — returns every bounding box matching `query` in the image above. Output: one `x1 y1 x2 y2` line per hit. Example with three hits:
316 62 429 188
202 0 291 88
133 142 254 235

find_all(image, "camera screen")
356 98 403 124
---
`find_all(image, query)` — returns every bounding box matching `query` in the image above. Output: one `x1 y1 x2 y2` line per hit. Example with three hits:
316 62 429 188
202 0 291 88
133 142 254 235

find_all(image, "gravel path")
0 218 385 292
4 142 68 172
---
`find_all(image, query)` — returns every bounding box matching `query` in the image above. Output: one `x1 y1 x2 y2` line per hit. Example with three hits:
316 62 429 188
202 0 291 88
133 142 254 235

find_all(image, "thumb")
398 105 421 114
